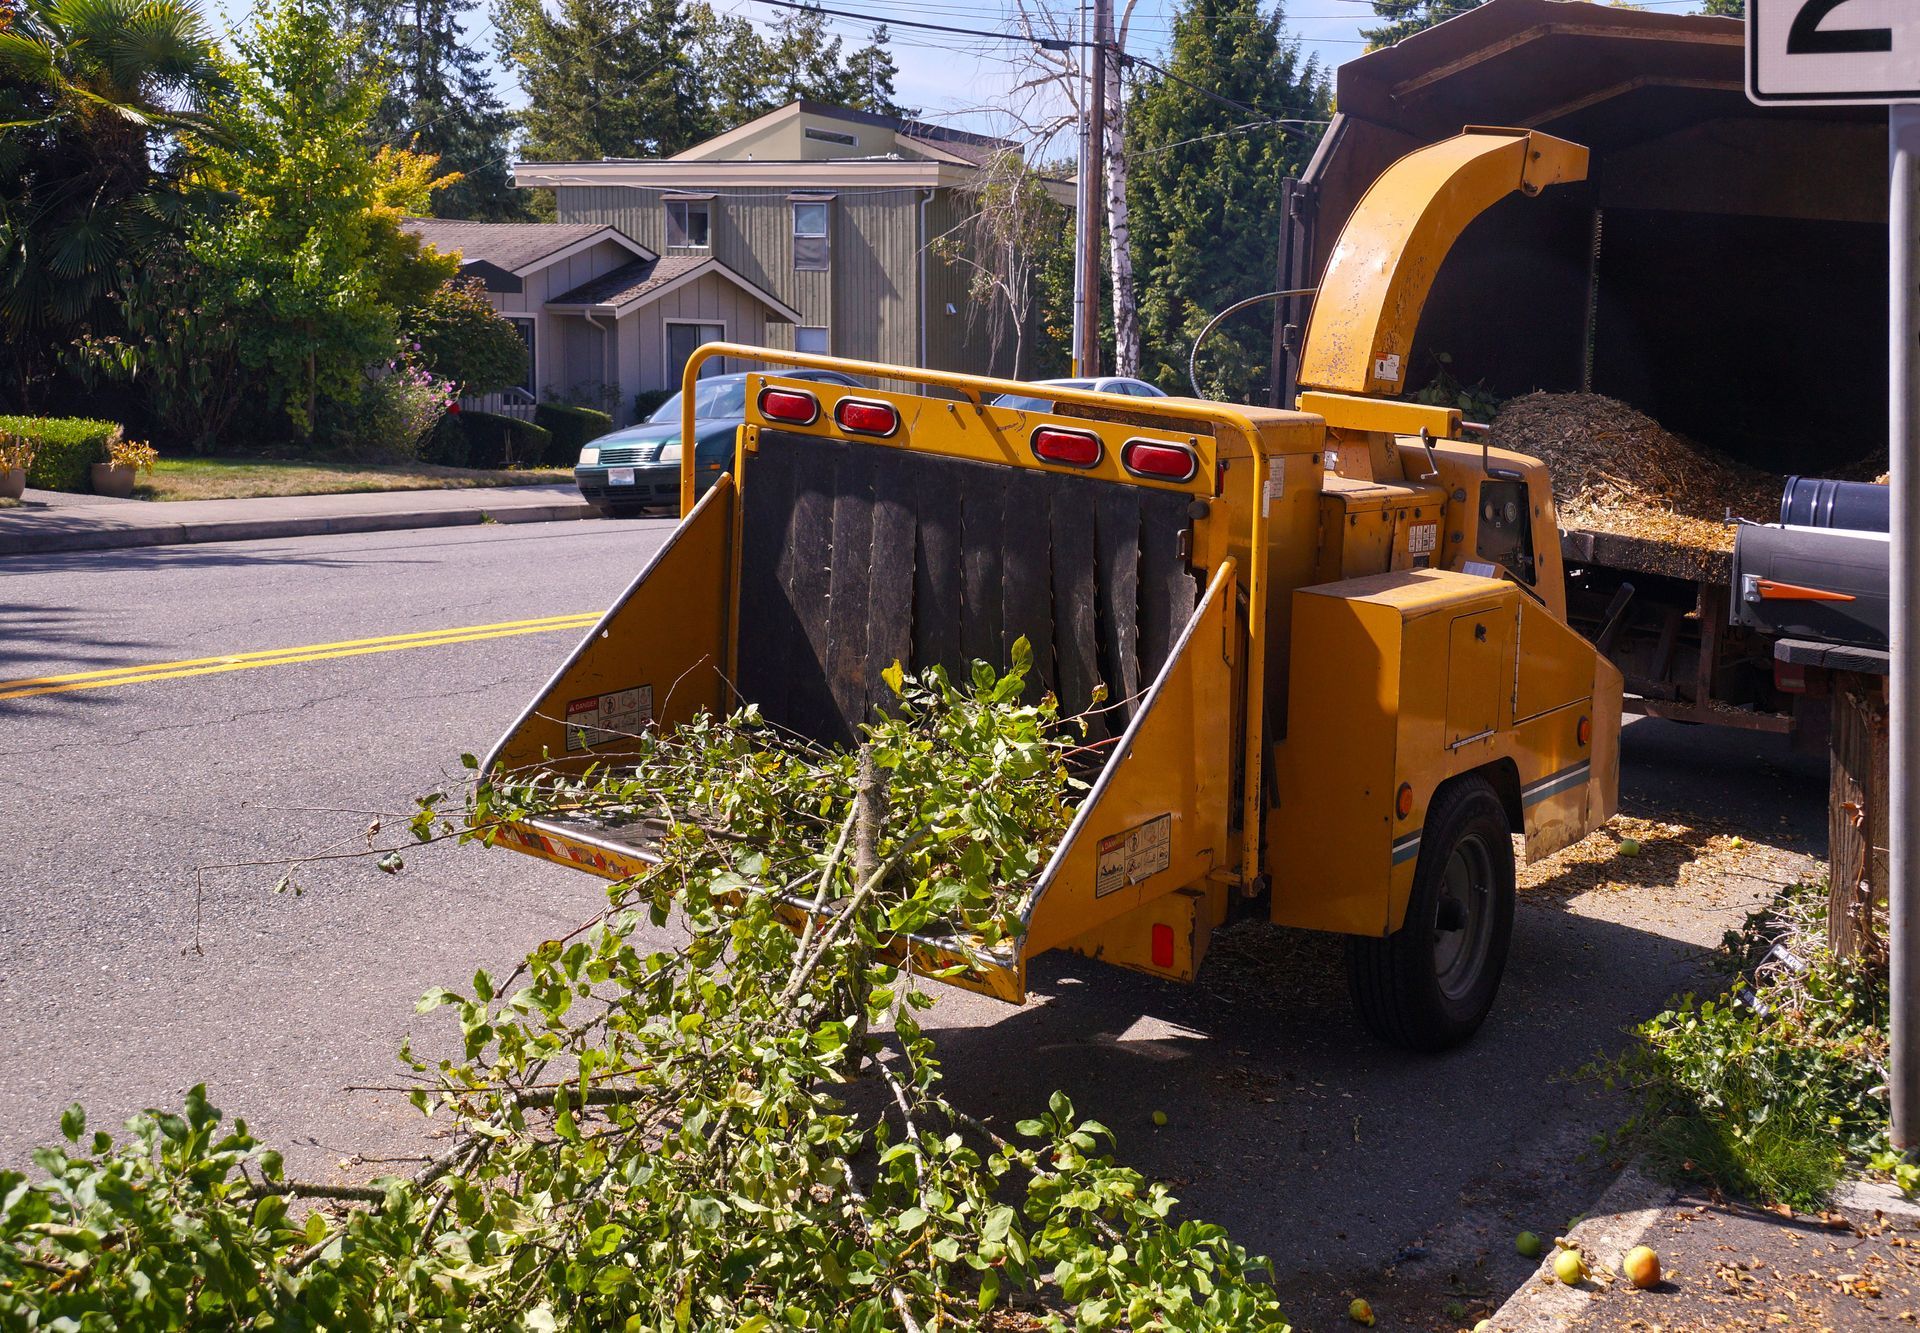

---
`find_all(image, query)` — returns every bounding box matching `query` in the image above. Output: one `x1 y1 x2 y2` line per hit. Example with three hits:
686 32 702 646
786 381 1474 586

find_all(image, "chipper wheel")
1346 774 1515 1052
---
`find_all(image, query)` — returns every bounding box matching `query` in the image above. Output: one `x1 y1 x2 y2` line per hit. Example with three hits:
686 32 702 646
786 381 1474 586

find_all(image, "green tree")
405 276 528 394
349 0 522 219
0 0 223 401
196 0 456 442
1702 0 1743 16
1362 0 1485 47
1126 0 1329 402
690 3 902 127
497 0 710 161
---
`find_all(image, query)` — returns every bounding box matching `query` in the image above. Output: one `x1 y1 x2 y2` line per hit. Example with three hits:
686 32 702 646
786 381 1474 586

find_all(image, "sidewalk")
0 484 598 556
1488 1165 1920 1331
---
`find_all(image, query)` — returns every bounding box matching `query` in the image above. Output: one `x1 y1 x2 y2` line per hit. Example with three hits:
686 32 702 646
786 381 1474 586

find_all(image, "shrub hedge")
456 410 551 469
419 414 470 468
0 416 122 492
534 403 612 466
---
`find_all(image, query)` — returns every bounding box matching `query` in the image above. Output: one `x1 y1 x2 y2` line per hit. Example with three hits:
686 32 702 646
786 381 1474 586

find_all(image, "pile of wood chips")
1490 392 1782 554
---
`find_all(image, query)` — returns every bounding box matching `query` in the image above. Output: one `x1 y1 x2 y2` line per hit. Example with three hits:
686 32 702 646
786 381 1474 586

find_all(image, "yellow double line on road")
0 612 603 701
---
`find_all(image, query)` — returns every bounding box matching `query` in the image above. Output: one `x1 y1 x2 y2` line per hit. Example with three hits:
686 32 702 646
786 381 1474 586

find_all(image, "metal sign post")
1893 102 1919 1153
1749 0 1918 1151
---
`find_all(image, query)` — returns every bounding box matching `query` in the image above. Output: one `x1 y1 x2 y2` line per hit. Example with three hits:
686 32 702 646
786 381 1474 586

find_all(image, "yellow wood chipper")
484 126 1623 1051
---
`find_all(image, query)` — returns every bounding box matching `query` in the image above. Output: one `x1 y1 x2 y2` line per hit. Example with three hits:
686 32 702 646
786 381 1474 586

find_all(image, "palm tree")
0 0 223 396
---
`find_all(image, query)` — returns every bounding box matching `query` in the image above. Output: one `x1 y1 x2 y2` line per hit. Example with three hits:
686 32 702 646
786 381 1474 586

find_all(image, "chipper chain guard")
482 350 1252 1003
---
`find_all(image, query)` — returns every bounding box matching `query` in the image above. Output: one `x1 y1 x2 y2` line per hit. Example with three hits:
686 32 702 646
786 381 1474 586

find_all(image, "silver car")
989 376 1170 412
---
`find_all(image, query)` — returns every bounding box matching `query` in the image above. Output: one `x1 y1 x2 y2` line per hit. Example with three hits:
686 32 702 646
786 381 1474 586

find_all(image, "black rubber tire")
1346 773 1515 1052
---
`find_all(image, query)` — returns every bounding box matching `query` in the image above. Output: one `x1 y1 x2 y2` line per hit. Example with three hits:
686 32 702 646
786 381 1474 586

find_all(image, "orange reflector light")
1122 440 1198 482
835 397 899 437
1395 782 1414 819
758 387 819 425
1031 426 1102 468
1577 715 1592 747
1151 922 1175 969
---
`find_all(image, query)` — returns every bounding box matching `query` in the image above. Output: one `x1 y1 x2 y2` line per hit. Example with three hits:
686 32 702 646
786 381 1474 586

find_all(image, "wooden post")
1830 674 1890 960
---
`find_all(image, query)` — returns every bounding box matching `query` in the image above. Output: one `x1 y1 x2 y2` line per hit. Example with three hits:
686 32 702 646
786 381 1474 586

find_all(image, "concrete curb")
1481 1160 1675 1332
0 497 597 556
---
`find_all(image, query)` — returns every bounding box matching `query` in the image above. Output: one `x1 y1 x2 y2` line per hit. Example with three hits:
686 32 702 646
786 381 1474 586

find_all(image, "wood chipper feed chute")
482 348 1284 1003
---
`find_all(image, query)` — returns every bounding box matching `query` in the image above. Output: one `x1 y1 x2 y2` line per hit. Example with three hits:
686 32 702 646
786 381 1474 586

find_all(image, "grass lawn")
134 458 573 502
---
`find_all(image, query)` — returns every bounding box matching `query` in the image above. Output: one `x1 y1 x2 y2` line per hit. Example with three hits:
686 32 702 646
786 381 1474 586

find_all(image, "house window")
665 198 710 249
792 201 830 271
804 126 857 146
509 317 536 395
795 326 829 355
666 321 727 386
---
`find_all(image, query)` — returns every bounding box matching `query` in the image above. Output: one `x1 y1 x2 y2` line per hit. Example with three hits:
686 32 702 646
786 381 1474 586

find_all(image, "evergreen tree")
689 3 901 126
1362 0 1485 48
350 0 521 219
496 0 710 161
1702 0 1744 16
1125 0 1328 402
843 27 904 116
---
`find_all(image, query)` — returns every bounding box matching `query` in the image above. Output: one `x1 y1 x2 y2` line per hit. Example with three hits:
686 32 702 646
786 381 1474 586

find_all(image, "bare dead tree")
929 147 1068 379
1004 0 1144 377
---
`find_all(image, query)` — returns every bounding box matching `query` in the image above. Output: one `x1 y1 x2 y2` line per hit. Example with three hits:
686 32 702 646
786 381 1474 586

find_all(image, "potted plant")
0 431 32 500
91 436 158 498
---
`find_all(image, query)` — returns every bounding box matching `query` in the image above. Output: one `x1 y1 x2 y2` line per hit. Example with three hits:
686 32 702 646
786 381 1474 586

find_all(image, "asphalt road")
0 521 1831 1331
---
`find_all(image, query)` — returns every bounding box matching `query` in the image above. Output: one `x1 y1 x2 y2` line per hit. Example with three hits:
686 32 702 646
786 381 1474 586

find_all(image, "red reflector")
1577 714 1593 745
834 398 898 436
1395 782 1414 819
1122 440 1198 482
1031 426 1102 468
1151 922 1175 969
758 387 819 424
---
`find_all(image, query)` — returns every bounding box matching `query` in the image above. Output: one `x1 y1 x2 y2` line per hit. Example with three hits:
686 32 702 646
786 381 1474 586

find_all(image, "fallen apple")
1622 1244 1661 1289
1553 1248 1589 1286
1347 1297 1375 1326
1515 1230 1543 1258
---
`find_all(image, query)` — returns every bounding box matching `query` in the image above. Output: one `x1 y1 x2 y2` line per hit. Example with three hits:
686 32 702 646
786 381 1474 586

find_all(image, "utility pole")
1891 100 1919 1151
1075 0 1108 379
1069 1 1087 375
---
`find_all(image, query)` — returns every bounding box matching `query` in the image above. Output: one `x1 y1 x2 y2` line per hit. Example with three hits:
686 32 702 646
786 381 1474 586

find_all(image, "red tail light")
1122 440 1198 482
1151 922 1175 969
834 397 899 437
1031 426 1102 468
758 386 820 425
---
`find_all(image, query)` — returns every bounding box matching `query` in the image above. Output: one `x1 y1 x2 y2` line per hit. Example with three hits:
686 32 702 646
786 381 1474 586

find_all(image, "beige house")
402 218 802 425
512 101 1070 394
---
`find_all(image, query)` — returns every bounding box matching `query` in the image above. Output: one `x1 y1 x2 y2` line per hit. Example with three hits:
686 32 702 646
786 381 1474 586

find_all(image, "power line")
753 0 1101 47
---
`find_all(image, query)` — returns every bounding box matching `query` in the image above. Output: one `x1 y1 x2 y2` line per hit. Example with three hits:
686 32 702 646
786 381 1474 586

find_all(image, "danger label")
1373 353 1403 383
564 685 653 751
1408 521 1439 555
1094 814 1173 898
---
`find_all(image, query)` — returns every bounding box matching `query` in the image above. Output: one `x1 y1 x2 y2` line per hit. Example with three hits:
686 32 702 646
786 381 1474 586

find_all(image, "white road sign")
1748 0 1920 105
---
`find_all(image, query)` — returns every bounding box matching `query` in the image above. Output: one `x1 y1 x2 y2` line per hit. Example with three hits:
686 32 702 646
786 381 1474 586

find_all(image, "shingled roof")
401 219 652 291
547 254 803 322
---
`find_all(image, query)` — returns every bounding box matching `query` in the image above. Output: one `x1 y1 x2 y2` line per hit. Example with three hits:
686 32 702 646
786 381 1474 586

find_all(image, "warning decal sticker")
1408 521 1438 555
564 685 654 751
1094 813 1173 898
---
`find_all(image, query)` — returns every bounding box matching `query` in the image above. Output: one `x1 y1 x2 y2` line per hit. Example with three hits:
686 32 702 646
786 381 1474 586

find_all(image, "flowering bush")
320 353 457 460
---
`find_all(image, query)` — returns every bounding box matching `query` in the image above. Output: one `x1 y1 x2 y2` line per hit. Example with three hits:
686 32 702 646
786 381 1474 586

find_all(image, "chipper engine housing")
484 126 1624 1050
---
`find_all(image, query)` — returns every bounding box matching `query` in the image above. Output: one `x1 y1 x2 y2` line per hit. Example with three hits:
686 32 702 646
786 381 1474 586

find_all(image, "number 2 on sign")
1788 0 1893 55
